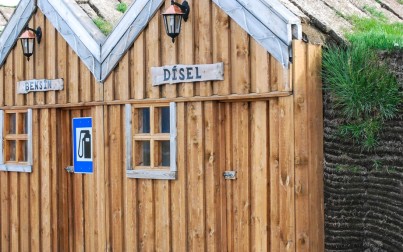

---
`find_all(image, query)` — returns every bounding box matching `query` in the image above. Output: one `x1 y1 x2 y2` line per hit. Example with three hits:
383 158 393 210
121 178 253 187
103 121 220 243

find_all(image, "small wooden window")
0 109 33 172
125 103 177 180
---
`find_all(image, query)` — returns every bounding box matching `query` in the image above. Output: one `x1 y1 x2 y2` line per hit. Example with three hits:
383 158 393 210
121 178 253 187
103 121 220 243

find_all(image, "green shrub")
116 3 128 13
323 44 401 149
93 17 113 36
323 13 403 150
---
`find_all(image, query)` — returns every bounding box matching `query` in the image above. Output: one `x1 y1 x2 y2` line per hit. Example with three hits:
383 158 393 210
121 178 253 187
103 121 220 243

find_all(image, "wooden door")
57 108 102 252
219 101 271 251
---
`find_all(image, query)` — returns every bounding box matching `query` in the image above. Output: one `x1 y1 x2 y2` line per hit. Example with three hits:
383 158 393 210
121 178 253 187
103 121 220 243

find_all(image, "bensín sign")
16 78 64 94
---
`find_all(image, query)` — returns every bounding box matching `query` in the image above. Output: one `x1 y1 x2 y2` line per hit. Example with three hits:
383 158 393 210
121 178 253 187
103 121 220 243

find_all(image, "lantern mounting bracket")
171 0 190 22
24 26 42 44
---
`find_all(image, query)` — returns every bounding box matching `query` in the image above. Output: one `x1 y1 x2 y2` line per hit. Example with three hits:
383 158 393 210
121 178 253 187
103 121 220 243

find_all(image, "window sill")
0 164 32 173
126 169 176 180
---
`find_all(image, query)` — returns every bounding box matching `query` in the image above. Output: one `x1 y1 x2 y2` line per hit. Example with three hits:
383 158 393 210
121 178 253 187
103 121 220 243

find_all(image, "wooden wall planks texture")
0 2 323 252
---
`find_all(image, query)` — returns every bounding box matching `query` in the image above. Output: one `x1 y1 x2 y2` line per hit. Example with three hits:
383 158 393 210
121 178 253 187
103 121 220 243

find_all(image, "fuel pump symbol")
78 130 91 159
73 118 93 173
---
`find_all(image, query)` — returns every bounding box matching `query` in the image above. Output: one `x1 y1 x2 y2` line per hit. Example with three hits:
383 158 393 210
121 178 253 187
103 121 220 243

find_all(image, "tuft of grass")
323 44 402 149
362 5 386 21
323 45 401 120
116 2 128 13
372 160 383 171
397 0 403 4
335 165 364 173
346 17 403 50
339 120 381 150
386 166 398 173
335 10 347 19
93 17 113 36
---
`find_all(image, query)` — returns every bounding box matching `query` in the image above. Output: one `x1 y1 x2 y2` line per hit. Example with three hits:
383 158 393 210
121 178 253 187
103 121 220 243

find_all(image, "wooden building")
0 0 324 251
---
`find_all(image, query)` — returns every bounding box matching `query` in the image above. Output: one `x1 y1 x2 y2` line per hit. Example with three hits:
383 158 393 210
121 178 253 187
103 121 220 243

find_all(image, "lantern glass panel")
164 15 174 34
163 14 182 37
174 15 182 33
21 38 34 57
163 16 169 34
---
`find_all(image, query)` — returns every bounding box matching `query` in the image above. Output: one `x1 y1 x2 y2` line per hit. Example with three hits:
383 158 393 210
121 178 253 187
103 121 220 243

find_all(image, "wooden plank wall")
102 100 283 251
0 2 324 252
0 95 323 252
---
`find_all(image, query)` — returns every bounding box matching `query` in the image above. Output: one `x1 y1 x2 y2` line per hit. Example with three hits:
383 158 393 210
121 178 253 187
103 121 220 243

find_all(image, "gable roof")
0 0 302 83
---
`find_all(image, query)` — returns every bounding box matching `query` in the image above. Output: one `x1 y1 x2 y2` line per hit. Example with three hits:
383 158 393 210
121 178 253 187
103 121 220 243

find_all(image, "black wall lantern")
19 27 42 61
162 0 190 43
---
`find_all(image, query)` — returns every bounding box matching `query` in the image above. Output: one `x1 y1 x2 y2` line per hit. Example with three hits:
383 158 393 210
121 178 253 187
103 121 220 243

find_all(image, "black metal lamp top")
171 0 190 21
162 1 190 43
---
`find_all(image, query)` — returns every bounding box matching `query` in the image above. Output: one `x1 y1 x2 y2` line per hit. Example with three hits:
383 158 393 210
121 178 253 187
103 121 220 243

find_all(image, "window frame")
0 109 33 172
125 103 177 180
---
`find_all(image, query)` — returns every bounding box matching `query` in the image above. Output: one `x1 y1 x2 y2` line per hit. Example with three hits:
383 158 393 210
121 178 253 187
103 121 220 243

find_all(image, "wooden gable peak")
39 0 164 83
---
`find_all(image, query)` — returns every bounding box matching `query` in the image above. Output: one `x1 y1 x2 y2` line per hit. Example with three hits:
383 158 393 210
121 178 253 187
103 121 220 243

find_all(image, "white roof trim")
213 0 301 68
46 0 103 61
0 0 36 66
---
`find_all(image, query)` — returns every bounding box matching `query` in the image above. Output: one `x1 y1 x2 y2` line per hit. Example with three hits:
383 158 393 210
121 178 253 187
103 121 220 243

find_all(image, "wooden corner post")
292 40 324 252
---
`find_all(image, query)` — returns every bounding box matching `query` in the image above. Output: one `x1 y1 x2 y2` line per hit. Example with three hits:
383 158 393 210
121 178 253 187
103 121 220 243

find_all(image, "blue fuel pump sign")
73 117 93 173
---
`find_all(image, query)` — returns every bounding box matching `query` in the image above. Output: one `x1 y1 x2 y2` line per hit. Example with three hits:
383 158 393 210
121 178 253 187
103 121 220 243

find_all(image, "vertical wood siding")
0 2 323 252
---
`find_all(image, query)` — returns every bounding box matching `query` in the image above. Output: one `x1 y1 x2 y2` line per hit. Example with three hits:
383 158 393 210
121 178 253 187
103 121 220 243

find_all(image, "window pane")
6 140 16 161
160 107 170 133
158 141 170 167
18 140 28 162
137 108 150 133
18 112 28 134
7 113 16 134
135 141 150 166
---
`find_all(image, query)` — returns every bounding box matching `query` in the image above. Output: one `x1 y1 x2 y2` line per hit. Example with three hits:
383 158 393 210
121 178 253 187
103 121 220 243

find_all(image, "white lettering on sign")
17 79 64 94
151 62 224 86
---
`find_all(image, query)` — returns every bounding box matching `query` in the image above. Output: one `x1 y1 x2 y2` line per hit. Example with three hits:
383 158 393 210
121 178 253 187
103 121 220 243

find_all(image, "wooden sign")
17 78 64 94
151 62 224 86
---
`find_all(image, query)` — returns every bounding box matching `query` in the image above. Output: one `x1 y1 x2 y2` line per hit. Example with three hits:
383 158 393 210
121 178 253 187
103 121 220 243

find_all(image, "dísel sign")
151 62 224 86
73 117 93 174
